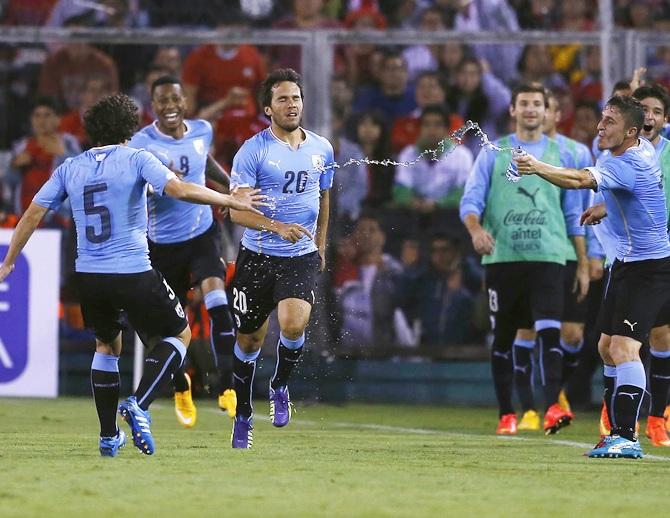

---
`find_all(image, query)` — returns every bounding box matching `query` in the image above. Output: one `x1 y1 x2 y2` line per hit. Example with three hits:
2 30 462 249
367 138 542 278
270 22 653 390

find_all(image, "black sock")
561 339 582 386
649 350 670 417
134 339 185 410
611 361 646 441
173 366 190 392
217 355 234 393
208 304 236 356
538 327 562 410
233 343 259 418
603 365 616 426
513 341 535 412
270 334 304 390
492 347 514 416
91 353 120 437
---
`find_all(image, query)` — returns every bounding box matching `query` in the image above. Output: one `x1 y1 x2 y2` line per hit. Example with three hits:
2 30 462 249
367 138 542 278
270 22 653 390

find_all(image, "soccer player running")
515 95 670 459
228 68 333 449
513 89 593 432
460 84 584 436
129 75 238 428
0 94 265 456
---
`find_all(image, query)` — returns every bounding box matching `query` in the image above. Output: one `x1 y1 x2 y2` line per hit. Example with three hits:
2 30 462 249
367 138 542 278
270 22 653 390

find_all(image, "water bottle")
505 147 526 183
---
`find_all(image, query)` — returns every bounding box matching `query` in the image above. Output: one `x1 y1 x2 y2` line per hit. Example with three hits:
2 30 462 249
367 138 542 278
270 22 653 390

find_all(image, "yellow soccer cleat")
218 388 237 418
558 389 572 413
174 373 197 428
518 410 541 431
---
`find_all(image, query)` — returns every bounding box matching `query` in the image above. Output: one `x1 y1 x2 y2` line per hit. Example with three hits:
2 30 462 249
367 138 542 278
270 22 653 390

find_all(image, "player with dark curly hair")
0 94 266 457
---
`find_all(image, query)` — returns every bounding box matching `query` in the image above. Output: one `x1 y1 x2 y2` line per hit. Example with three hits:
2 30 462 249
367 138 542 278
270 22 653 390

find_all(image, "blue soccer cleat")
118 396 155 455
99 429 126 457
587 434 643 459
231 414 253 449
269 385 293 427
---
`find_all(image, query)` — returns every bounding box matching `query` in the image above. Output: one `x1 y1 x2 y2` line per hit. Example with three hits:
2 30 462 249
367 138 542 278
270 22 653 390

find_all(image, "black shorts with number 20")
76 268 188 344
230 246 320 334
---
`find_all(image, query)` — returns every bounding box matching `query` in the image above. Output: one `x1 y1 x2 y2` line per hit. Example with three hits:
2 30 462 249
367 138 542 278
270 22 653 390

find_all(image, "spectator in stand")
272 0 343 72
2 0 58 25
38 13 119 111
331 75 355 130
515 0 559 29
382 0 431 28
570 99 600 150
342 6 387 87
401 6 447 81
391 71 464 154
393 105 473 212
450 0 522 84
353 110 395 208
447 56 511 156
570 45 602 104
558 0 595 31
437 42 470 87
181 12 266 120
352 49 416 121
332 112 368 226
0 201 19 229
515 44 567 91
59 77 114 150
153 46 182 77
335 214 405 351
402 232 477 346
9 96 80 213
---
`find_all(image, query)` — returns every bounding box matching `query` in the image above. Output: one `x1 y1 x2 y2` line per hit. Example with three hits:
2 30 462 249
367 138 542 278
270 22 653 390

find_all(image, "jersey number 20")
283 170 308 194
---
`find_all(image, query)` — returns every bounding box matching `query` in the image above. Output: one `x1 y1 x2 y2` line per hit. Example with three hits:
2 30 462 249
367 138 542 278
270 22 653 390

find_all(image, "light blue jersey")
230 127 334 257
129 120 213 244
33 145 176 273
460 134 585 238
587 137 670 262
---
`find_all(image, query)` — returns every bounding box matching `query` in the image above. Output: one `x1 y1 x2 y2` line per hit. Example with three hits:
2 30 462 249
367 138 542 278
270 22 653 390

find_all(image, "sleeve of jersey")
33 164 68 210
561 188 585 237
135 150 177 195
319 139 335 190
459 148 493 222
230 140 259 188
586 224 605 259
586 157 635 192
203 120 214 149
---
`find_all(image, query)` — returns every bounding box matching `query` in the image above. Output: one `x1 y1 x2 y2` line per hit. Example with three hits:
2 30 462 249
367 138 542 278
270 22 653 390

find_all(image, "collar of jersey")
269 127 308 149
152 119 191 140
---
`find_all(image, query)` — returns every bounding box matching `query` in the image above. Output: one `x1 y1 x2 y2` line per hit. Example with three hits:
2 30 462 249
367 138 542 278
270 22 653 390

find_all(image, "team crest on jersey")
312 154 326 171
193 139 206 155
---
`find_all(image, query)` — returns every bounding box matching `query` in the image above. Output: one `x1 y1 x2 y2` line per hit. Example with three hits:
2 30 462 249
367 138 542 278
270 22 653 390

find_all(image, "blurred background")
1 0 669 408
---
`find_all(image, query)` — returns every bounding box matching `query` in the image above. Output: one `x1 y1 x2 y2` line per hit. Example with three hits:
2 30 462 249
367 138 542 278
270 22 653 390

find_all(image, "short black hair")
151 75 182 97
420 104 450 126
259 68 304 113
605 95 645 135
84 94 139 146
611 80 632 95
511 83 548 107
31 95 61 115
633 83 670 117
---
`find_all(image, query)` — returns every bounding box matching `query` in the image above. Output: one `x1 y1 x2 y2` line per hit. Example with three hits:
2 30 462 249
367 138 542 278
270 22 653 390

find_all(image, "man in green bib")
460 84 584 435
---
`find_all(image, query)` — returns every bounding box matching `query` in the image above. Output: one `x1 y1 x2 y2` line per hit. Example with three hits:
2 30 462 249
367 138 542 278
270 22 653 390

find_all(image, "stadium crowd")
2 0 670 362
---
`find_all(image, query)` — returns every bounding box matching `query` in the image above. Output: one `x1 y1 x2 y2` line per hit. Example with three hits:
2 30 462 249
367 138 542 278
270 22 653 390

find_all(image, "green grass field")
1 397 668 518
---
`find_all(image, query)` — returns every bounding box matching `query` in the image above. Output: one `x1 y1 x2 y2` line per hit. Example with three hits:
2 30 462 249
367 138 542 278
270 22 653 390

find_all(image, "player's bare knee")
279 323 307 341
561 324 584 346
516 328 535 341
237 332 264 352
650 325 670 352
609 336 641 364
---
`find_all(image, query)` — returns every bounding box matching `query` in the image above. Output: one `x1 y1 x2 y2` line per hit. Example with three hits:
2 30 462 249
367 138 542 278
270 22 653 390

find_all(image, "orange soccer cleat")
599 401 611 438
646 416 670 447
543 403 573 435
496 413 518 435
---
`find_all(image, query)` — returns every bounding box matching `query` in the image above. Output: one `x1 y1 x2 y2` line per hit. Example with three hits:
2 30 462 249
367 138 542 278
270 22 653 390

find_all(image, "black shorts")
76 269 188 344
562 260 588 324
149 221 225 305
597 256 670 341
485 262 564 331
230 246 320 334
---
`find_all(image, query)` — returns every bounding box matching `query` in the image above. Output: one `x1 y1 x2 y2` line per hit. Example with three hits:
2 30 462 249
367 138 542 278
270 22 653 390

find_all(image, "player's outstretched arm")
515 154 596 190
163 179 266 214
0 203 49 281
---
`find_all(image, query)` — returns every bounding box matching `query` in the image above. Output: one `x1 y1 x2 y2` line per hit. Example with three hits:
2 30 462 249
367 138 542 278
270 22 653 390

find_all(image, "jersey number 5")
84 183 111 243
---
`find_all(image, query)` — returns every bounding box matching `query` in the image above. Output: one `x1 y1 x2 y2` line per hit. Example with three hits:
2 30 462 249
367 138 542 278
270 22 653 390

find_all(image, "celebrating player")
515 95 670 458
0 94 265 456
228 68 334 449
129 75 238 428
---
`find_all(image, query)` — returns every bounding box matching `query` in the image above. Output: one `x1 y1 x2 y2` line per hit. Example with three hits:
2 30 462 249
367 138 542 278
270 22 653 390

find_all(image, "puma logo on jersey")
268 159 282 170
623 319 638 331
517 186 539 207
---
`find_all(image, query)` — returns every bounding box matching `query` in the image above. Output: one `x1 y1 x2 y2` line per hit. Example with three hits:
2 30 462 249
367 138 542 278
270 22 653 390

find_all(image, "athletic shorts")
562 260 588 324
485 261 565 331
230 245 320 334
597 256 670 341
149 221 225 305
76 268 188 344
